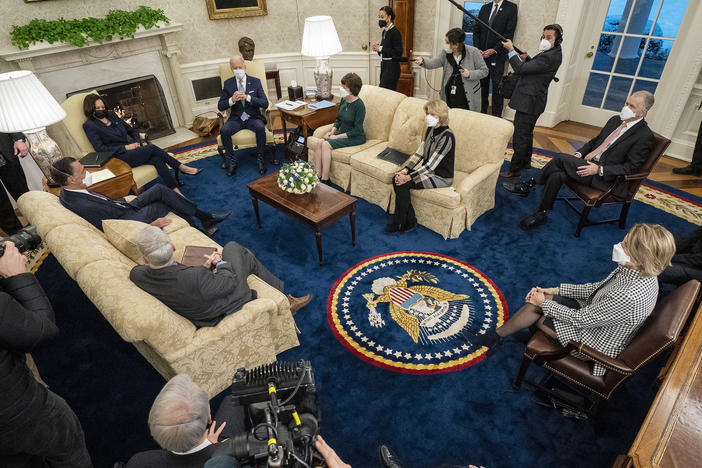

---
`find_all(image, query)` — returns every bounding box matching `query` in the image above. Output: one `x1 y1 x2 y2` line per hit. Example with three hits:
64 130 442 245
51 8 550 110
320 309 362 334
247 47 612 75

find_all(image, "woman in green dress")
311 73 366 185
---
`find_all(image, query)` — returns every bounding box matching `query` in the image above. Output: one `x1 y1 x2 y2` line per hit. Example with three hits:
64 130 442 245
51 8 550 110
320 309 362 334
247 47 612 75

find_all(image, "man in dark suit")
0 132 30 235
51 157 229 236
218 55 269 177
473 0 518 117
500 24 563 179
130 226 312 327
518 91 656 230
659 226 702 286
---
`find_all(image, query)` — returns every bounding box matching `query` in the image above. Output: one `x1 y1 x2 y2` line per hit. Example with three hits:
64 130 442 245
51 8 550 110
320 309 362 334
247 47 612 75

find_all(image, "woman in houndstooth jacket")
471 223 676 376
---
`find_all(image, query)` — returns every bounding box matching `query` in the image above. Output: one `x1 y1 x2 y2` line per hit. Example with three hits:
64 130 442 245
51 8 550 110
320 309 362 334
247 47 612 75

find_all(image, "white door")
570 0 691 126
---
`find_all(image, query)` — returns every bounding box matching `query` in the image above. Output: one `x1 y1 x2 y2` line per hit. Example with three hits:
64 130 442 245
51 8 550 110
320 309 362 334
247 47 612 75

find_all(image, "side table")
278 96 341 161
44 158 138 198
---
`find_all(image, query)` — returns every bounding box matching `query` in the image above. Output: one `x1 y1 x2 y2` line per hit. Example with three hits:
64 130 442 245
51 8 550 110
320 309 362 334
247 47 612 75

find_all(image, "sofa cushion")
331 139 383 165
349 143 403 183
357 85 407 141
410 171 466 210
102 215 193 264
449 108 514 174
387 97 427 155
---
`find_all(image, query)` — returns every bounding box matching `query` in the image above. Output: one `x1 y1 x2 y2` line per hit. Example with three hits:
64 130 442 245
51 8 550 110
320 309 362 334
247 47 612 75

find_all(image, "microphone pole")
445 0 524 55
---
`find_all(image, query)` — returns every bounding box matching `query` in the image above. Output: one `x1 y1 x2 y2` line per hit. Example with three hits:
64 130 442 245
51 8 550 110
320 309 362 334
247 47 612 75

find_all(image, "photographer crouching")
0 228 93 467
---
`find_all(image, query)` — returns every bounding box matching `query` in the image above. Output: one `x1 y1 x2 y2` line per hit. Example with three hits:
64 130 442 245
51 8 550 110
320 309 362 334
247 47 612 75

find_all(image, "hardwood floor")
166 116 702 199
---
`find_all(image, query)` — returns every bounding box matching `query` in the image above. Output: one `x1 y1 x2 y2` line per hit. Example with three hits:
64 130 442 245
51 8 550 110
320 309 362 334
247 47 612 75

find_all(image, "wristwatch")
598 166 604 177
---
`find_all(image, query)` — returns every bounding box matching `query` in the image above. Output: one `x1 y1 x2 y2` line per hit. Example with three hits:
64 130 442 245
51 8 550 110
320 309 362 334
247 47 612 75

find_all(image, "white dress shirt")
171 439 212 455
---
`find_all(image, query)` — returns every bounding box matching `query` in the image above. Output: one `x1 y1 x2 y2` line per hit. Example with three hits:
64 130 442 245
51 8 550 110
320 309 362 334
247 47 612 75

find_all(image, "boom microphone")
445 0 524 55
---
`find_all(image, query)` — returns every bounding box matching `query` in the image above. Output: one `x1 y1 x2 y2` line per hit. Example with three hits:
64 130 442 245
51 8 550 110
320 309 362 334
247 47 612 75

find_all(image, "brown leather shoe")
288 293 312 315
499 169 521 178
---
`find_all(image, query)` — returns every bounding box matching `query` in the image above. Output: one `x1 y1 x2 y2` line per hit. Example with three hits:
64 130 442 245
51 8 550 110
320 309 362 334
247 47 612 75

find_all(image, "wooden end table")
44 157 138 198
278 96 341 161
247 172 356 266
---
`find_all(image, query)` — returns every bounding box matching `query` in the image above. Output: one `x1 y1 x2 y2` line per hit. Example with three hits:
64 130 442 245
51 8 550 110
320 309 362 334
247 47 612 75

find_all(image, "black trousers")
480 56 506 117
392 179 418 227
659 263 702 286
119 144 181 189
0 156 29 235
379 61 400 91
130 184 198 223
537 153 594 211
509 111 540 172
689 118 702 171
220 118 267 160
0 390 92 468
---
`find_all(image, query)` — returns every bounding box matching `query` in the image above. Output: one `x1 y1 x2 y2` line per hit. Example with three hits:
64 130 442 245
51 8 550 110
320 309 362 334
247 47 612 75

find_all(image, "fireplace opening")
68 75 175 140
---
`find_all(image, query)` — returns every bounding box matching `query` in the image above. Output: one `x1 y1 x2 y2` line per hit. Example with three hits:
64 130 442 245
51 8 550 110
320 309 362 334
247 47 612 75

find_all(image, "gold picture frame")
205 0 267 20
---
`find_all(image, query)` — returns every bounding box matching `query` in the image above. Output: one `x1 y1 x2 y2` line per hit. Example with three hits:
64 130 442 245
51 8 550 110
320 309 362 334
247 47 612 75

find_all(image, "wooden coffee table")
247 172 356 266
45 157 138 198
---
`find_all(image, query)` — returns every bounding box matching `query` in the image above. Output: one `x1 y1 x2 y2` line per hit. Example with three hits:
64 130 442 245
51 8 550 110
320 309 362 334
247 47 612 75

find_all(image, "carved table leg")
350 210 356 246
315 230 323 266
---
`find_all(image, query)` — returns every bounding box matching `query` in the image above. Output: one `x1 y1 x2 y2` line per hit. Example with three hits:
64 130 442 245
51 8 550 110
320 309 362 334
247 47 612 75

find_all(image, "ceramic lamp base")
24 129 63 185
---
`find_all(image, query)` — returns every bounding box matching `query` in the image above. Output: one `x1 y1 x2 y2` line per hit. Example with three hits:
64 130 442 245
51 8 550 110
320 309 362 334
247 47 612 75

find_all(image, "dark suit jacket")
578 115 655 196
379 26 403 61
126 443 219 468
83 112 142 156
472 0 518 58
0 132 26 162
217 75 268 124
508 45 562 115
673 227 702 268
59 189 149 229
130 262 253 328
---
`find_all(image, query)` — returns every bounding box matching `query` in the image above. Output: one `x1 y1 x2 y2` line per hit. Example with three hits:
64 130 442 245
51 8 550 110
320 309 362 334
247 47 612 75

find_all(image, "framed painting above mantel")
206 0 267 20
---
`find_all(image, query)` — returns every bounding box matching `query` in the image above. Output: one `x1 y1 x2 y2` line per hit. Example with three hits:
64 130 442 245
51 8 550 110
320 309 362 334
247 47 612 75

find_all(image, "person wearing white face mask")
310 73 366 185
469 223 675 377
415 28 488 111
499 24 563 180
386 100 455 234
516 90 656 230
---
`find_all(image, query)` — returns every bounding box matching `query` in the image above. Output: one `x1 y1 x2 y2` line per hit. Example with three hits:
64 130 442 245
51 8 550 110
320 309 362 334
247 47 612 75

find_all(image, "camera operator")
0 241 92 467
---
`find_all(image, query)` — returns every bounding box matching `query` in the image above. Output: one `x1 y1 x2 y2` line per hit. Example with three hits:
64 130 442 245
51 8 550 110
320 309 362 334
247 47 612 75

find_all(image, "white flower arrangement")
277 160 320 194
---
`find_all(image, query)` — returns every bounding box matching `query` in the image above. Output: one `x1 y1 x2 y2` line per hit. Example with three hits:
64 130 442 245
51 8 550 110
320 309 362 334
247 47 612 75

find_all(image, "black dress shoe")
257 155 266 175
379 445 404 468
503 178 535 197
220 160 227 170
519 210 548 230
672 165 702 176
201 225 219 238
226 161 238 177
202 211 231 229
384 223 402 234
403 220 418 233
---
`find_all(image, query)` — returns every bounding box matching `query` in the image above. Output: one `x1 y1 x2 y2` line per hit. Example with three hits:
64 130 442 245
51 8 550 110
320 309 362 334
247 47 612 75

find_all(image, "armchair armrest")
623 172 648 181
564 340 634 374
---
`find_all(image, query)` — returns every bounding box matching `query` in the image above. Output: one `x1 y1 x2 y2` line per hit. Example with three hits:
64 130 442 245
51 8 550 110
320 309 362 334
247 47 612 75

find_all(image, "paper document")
90 168 116 184
308 100 335 110
275 100 306 111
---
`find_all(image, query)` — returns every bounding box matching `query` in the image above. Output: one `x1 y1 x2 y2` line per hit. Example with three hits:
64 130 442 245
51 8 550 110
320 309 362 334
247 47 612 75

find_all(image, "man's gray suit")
130 242 283 327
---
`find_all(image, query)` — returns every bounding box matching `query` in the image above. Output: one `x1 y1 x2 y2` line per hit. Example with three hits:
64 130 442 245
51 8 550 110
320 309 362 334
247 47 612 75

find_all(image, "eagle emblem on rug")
328 252 508 374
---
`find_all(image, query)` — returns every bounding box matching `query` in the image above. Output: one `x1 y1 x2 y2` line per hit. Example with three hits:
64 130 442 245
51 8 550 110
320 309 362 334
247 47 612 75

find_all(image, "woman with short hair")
386 99 454 234
472 223 676 376
310 73 366 185
415 28 488 111
82 94 200 195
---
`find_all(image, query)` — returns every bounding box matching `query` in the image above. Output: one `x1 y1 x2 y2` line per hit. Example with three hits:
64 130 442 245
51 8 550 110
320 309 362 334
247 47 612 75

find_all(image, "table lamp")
301 16 342 100
0 70 67 184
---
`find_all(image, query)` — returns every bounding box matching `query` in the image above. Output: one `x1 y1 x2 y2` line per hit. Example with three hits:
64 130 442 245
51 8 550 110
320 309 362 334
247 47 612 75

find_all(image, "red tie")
584 122 628 161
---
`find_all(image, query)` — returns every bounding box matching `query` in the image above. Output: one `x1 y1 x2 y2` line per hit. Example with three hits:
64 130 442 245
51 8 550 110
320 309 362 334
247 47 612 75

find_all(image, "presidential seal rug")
328 251 508 374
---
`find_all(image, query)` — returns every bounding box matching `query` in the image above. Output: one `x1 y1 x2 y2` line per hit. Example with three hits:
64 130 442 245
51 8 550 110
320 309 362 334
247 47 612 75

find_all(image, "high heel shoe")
182 167 203 176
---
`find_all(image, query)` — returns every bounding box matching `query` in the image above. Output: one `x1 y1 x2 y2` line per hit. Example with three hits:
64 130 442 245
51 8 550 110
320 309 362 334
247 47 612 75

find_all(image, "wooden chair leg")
619 202 631 229
513 356 532 390
574 205 593 238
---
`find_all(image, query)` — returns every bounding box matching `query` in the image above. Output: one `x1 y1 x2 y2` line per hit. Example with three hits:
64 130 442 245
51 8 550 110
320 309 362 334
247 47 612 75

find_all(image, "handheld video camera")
0 225 41 257
215 360 325 468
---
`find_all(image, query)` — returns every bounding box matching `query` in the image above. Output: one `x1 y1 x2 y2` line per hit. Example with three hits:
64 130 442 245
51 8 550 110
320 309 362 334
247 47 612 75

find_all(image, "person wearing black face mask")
372 6 402 91
81 93 201 196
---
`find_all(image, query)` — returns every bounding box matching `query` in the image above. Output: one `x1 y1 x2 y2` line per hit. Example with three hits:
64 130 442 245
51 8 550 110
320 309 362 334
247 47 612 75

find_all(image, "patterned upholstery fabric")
17 190 300 397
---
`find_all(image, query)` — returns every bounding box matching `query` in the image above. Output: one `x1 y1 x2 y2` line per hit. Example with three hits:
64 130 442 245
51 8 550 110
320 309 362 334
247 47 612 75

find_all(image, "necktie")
239 79 249 122
584 122 628 162
489 2 499 26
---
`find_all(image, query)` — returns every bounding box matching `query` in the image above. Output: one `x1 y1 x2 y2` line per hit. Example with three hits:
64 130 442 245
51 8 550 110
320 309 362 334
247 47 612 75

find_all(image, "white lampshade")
0 70 66 133
301 16 342 58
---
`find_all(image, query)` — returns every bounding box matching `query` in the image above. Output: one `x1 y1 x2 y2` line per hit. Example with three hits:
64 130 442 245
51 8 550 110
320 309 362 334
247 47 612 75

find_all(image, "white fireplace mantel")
0 22 183 62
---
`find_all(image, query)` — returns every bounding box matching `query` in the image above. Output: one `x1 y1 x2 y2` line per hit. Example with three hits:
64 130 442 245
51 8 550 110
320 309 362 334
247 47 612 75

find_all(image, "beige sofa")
18 190 299 397
307 85 513 239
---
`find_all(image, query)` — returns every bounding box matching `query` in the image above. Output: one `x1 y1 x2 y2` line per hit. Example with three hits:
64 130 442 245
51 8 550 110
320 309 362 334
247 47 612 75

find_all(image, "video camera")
215 360 325 468
0 225 41 256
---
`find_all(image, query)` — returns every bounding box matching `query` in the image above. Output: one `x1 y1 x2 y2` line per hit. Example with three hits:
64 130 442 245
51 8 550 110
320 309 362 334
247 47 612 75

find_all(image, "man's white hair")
135 226 174 268
229 55 245 66
148 374 210 453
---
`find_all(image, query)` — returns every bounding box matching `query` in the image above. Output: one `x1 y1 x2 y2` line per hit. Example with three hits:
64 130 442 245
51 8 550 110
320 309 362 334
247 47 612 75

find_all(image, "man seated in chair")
51 157 230 237
218 55 269 177
512 90 655 230
130 226 312 327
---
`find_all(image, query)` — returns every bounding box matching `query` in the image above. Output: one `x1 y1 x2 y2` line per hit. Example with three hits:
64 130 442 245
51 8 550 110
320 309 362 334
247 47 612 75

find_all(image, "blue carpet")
31 146 700 468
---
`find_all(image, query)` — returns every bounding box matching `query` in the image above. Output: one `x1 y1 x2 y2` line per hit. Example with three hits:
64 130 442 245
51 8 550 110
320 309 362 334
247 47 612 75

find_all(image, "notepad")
90 168 116 184
275 100 306 111
181 245 218 267
307 100 335 110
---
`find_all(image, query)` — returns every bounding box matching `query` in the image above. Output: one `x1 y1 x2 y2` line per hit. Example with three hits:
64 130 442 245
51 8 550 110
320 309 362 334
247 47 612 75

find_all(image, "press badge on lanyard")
450 85 457 95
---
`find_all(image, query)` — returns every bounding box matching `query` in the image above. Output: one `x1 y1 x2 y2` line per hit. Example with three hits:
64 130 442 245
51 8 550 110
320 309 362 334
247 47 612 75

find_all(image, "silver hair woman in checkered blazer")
471 223 676 376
